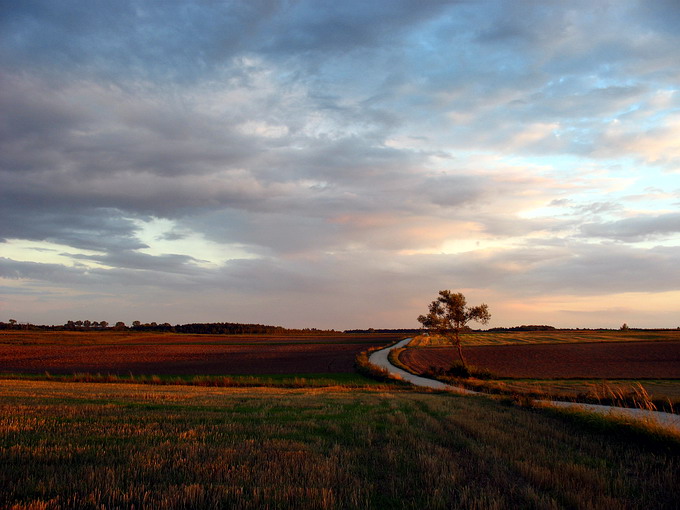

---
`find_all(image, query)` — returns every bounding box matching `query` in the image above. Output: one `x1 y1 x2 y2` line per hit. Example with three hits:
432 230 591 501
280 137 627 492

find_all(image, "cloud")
0 257 88 284
580 213 680 242
0 200 145 253
2 0 680 328
0 0 453 83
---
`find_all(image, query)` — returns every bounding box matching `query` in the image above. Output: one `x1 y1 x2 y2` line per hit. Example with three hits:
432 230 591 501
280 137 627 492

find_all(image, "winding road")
369 338 680 433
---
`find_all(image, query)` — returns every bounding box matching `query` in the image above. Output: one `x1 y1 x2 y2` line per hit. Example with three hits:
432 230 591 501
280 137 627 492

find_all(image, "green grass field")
1 379 678 509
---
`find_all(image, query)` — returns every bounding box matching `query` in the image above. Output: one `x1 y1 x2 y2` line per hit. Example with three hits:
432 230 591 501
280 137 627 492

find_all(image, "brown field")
0 331 402 375
0 330 398 345
399 340 680 379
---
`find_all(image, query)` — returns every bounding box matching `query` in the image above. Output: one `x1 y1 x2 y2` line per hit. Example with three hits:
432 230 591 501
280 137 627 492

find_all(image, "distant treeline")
0 320 337 335
344 328 423 334
136 322 338 335
2 321 678 334
346 326 557 334
487 325 556 332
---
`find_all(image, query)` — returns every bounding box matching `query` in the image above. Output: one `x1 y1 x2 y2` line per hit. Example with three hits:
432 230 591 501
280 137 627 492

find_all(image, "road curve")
369 338 680 433
369 338 473 393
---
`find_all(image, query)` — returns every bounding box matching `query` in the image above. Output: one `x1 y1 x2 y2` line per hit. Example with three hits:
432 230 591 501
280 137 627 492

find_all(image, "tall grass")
426 376 680 414
354 342 407 384
1 380 678 509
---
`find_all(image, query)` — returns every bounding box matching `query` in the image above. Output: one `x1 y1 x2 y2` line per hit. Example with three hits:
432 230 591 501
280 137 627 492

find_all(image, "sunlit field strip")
409 330 680 347
1 380 678 509
0 331 403 345
4 330 679 347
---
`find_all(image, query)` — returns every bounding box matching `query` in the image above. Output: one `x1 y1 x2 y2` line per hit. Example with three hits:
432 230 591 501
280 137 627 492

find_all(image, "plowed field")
399 340 680 379
0 332 401 375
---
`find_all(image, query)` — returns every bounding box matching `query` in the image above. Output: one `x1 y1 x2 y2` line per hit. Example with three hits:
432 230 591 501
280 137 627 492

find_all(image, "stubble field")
407 329 680 347
1 379 678 509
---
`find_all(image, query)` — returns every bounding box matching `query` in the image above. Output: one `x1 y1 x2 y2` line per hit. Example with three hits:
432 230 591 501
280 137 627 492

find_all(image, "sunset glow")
1 1 679 329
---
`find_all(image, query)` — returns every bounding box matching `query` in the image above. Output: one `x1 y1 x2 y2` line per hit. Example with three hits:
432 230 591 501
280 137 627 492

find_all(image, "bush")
354 342 412 385
424 362 495 380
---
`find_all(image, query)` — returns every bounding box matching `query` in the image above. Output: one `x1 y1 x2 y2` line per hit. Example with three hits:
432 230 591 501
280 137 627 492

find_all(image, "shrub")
354 342 410 385
443 361 495 379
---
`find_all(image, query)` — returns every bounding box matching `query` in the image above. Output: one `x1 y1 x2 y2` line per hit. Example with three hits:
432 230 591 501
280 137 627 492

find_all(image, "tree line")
0 320 338 335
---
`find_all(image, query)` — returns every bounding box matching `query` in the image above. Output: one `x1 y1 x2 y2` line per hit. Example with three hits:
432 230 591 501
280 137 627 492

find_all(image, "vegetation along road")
370 338 680 432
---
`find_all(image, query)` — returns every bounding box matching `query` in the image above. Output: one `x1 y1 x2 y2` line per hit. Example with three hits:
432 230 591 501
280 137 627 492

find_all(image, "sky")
1 0 679 330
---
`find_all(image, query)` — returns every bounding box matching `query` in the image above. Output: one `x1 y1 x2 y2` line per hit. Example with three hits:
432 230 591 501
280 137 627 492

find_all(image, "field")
1 379 679 509
399 340 680 379
3 329 680 508
407 329 680 347
0 331 401 375
399 332 680 408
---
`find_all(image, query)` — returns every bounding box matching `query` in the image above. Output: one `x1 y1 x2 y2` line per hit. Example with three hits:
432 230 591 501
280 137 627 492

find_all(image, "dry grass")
1 380 679 509
423 377 680 414
409 330 680 347
354 343 406 384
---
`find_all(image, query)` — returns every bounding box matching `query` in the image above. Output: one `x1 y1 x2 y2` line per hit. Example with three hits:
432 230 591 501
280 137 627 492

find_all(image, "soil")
0 334 401 375
399 340 680 379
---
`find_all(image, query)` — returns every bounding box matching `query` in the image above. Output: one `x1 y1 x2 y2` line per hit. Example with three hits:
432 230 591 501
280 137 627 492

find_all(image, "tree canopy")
417 290 490 367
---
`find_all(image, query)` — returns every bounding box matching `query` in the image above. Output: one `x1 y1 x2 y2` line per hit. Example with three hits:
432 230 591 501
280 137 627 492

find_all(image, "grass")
531 400 680 450
391 347 496 380
0 372 391 388
409 329 680 347
354 342 407 384
440 377 680 414
1 380 679 509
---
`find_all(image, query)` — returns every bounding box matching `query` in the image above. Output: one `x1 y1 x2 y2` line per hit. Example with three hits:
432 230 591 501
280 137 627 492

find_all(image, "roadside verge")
368 338 680 432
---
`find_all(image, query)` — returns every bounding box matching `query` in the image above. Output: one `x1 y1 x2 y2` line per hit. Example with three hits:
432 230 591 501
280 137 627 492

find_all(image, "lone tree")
417 290 491 368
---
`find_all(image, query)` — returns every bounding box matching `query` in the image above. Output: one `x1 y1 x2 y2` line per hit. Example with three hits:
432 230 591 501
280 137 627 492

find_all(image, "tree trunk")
454 329 467 367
